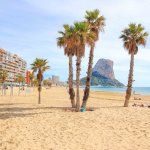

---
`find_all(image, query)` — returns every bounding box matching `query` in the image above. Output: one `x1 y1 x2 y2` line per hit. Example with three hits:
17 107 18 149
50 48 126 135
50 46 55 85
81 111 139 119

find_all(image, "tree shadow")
0 106 72 112
0 105 124 112
0 104 124 120
0 103 26 106
0 111 52 120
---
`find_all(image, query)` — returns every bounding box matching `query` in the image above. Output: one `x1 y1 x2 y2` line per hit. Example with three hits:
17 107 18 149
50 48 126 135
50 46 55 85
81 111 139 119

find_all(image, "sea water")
89 86 150 96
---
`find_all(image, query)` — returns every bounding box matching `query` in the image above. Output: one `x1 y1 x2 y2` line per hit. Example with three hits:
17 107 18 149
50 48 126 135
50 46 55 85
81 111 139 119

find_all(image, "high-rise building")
0 48 27 82
52 75 59 84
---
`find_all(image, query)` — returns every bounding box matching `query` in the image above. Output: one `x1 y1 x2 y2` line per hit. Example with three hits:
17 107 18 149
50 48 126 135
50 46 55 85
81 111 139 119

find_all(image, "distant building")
0 48 27 82
52 75 59 84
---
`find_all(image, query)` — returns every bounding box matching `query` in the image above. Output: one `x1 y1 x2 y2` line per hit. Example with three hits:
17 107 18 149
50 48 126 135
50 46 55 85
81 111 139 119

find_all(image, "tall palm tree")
82 9 105 108
120 23 148 107
31 58 50 104
15 74 25 95
0 69 8 96
73 21 95 111
57 24 76 108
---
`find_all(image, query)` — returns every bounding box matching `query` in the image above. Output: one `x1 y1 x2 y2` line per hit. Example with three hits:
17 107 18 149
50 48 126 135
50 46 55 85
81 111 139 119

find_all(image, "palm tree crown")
57 24 76 56
73 21 95 57
31 58 50 82
29 73 34 80
57 22 95 57
0 69 8 83
85 9 105 42
15 74 25 83
120 23 148 54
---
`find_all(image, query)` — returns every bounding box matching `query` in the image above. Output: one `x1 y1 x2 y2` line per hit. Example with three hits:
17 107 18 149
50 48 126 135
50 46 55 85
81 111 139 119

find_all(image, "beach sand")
0 87 150 150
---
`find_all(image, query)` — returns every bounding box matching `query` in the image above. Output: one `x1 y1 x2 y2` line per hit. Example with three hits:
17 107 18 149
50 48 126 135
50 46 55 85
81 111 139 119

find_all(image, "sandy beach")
0 87 150 150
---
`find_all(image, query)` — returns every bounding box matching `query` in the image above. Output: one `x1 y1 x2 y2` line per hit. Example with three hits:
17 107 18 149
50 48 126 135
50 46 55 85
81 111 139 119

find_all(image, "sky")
0 0 150 87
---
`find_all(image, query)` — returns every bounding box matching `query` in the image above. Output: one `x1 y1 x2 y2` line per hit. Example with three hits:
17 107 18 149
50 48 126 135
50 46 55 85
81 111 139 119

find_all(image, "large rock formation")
93 59 115 79
81 58 124 87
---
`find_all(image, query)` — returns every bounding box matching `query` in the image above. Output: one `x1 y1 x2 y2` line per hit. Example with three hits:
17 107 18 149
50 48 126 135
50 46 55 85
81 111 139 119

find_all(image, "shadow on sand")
0 104 123 120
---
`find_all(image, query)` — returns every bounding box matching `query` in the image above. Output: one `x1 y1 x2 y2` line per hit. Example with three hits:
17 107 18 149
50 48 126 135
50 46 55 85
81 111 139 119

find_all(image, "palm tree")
15 75 25 95
32 78 38 87
57 24 76 108
29 73 34 87
31 58 50 104
82 9 105 109
120 23 148 107
73 21 95 111
0 69 8 96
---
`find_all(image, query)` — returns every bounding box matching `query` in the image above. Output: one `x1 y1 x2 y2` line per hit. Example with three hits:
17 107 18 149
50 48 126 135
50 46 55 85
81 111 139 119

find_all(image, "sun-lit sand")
0 87 150 150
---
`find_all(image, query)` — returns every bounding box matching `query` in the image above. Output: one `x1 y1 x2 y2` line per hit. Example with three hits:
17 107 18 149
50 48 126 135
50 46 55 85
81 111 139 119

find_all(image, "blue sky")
0 0 150 86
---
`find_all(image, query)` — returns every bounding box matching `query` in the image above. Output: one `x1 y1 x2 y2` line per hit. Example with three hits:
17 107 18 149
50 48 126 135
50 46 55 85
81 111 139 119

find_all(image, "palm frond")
120 23 148 54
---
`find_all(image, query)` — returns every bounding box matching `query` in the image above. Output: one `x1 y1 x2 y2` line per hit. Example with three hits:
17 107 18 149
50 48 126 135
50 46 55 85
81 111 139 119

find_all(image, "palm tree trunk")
10 82 13 96
11 86 13 96
82 43 95 108
4 83 6 96
30 80 32 91
38 81 42 104
18 82 20 96
69 54 76 108
2 83 4 96
124 51 134 107
76 55 81 112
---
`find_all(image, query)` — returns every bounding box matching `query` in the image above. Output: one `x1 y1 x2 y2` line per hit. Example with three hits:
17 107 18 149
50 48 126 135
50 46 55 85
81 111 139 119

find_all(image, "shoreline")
88 86 150 96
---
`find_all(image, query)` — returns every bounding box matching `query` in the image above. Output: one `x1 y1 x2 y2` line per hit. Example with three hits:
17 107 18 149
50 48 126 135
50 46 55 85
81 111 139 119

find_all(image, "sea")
89 86 150 96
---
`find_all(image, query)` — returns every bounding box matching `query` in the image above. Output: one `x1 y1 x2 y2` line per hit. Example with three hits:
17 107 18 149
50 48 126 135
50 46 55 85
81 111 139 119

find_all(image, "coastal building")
51 75 66 86
0 48 27 82
52 75 60 85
